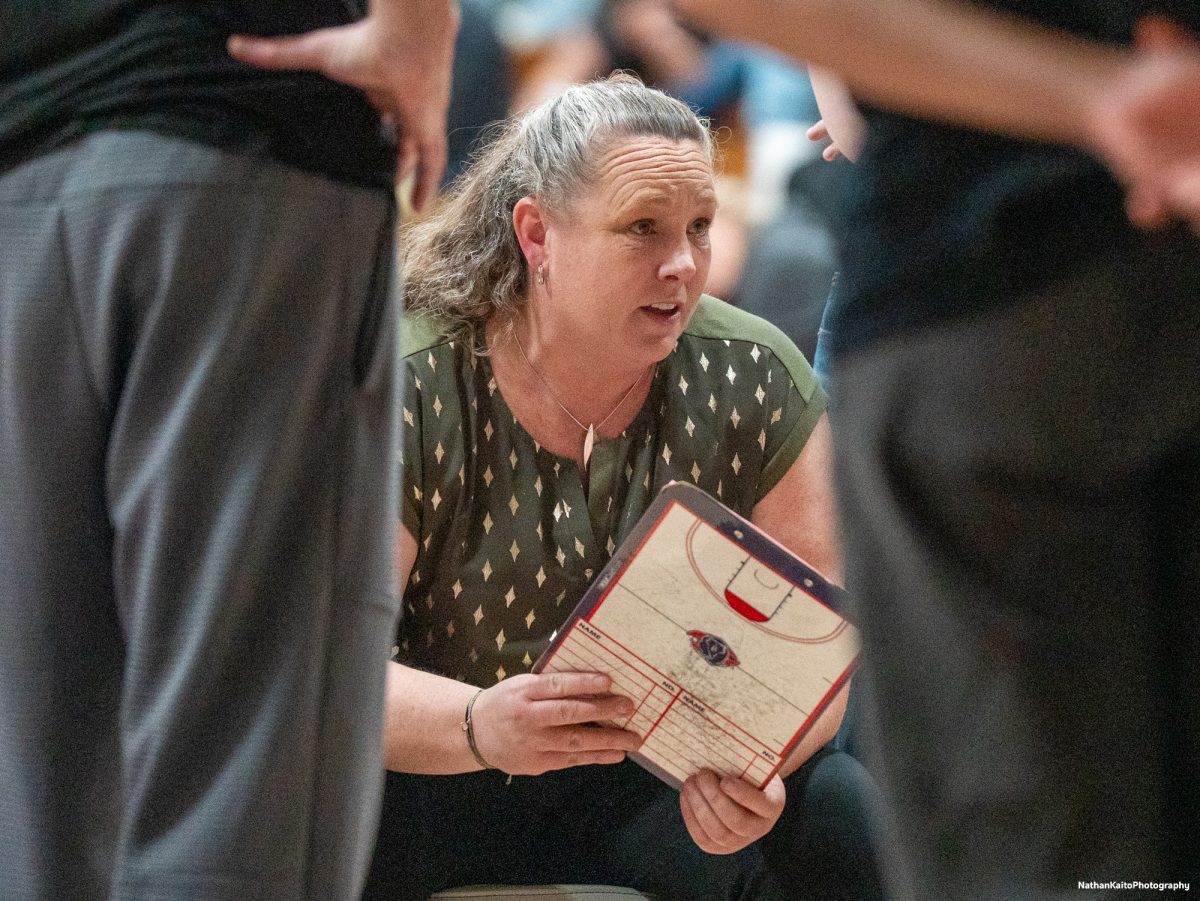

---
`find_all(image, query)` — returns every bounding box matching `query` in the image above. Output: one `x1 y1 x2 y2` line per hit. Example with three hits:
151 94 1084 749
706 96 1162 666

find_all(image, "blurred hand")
1087 16 1200 232
680 770 786 854
806 119 845 161
227 2 459 210
470 672 643 775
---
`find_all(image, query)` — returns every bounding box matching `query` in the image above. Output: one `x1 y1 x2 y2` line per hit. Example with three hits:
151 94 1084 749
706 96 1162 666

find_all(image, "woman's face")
536 137 717 366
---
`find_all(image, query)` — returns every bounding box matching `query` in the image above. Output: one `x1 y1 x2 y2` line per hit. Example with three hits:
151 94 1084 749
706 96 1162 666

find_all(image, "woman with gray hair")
365 74 883 900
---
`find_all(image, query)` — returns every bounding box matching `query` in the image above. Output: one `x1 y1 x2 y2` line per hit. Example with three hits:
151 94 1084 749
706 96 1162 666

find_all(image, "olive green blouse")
397 295 827 686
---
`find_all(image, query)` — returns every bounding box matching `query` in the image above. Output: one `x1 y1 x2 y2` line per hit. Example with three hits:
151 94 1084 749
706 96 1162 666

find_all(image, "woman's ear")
512 196 549 272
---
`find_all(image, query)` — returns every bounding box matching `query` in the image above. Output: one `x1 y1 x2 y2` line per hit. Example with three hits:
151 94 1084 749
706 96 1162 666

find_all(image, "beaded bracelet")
462 688 496 770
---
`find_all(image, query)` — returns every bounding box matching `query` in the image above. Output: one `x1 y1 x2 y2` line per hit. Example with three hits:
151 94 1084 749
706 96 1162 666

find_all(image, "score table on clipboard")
533 481 860 791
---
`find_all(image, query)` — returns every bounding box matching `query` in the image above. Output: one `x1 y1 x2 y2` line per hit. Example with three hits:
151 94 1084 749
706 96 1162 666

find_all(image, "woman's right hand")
469 672 643 775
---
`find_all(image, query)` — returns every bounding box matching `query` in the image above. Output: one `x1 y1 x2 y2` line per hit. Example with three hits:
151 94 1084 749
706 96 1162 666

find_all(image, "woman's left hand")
679 770 786 854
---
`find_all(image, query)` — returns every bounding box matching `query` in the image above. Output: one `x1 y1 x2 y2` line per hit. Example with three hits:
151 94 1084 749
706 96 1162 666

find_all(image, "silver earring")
536 265 545 286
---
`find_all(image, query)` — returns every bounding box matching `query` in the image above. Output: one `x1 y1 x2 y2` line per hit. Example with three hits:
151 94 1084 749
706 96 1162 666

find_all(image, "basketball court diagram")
540 499 859 789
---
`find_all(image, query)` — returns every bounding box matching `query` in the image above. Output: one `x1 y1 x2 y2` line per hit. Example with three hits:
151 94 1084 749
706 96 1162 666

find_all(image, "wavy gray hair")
401 72 714 346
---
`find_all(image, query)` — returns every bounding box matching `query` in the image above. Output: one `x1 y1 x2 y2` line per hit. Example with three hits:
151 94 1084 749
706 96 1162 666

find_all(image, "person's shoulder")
400 312 455 360
681 294 816 396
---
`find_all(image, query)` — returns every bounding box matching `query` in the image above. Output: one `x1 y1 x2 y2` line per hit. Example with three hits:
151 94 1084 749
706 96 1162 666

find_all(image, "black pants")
830 229 1200 899
364 749 885 901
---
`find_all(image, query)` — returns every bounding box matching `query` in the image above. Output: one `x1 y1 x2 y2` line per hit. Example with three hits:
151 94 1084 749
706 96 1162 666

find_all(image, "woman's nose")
659 239 697 282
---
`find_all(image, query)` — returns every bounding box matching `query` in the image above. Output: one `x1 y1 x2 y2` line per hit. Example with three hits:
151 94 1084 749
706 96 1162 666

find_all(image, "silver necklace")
512 330 652 469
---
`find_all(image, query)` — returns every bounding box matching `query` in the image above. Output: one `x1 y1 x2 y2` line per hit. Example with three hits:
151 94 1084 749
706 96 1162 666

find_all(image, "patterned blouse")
397 295 827 686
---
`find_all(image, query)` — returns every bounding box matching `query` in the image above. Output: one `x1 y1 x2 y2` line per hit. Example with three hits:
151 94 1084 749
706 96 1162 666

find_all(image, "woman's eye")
690 218 712 237
630 220 654 236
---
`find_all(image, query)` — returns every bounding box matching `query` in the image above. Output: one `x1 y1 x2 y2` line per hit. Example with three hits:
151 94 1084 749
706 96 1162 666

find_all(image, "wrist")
462 687 497 771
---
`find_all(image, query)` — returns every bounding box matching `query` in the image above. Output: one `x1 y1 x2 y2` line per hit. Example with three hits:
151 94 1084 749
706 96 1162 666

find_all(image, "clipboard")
533 481 860 790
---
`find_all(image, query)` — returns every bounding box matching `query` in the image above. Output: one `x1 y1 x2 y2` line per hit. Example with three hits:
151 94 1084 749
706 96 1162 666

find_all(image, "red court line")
558 619 793 779
655 709 755 774
554 642 651 698
582 594 800 757
571 620 787 765
554 637 669 731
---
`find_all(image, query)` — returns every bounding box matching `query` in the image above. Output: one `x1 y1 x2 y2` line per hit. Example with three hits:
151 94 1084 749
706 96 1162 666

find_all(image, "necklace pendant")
583 424 595 469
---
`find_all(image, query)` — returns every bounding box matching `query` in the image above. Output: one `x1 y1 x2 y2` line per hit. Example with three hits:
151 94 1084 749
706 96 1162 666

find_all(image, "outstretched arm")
676 0 1200 228
229 0 460 210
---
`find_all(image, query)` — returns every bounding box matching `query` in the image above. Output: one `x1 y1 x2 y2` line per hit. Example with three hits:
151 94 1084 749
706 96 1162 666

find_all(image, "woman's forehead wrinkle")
593 141 714 212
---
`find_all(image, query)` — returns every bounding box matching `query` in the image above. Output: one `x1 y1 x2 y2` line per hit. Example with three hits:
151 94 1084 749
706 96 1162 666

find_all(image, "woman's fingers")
694 772 759 838
719 772 786 820
526 671 613 700
540 747 629 770
549 724 642 754
680 771 786 854
681 777 739 852
467 673 642 775
539 694 636 728
679 788 724 853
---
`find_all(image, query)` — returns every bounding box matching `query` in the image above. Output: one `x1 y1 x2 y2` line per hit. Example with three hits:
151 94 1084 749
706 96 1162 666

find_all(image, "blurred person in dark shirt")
0 2 455 899
679 1 1200 896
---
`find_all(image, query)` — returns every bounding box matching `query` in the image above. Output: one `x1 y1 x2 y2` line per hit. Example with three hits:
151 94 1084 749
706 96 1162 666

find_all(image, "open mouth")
640 302 682 322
